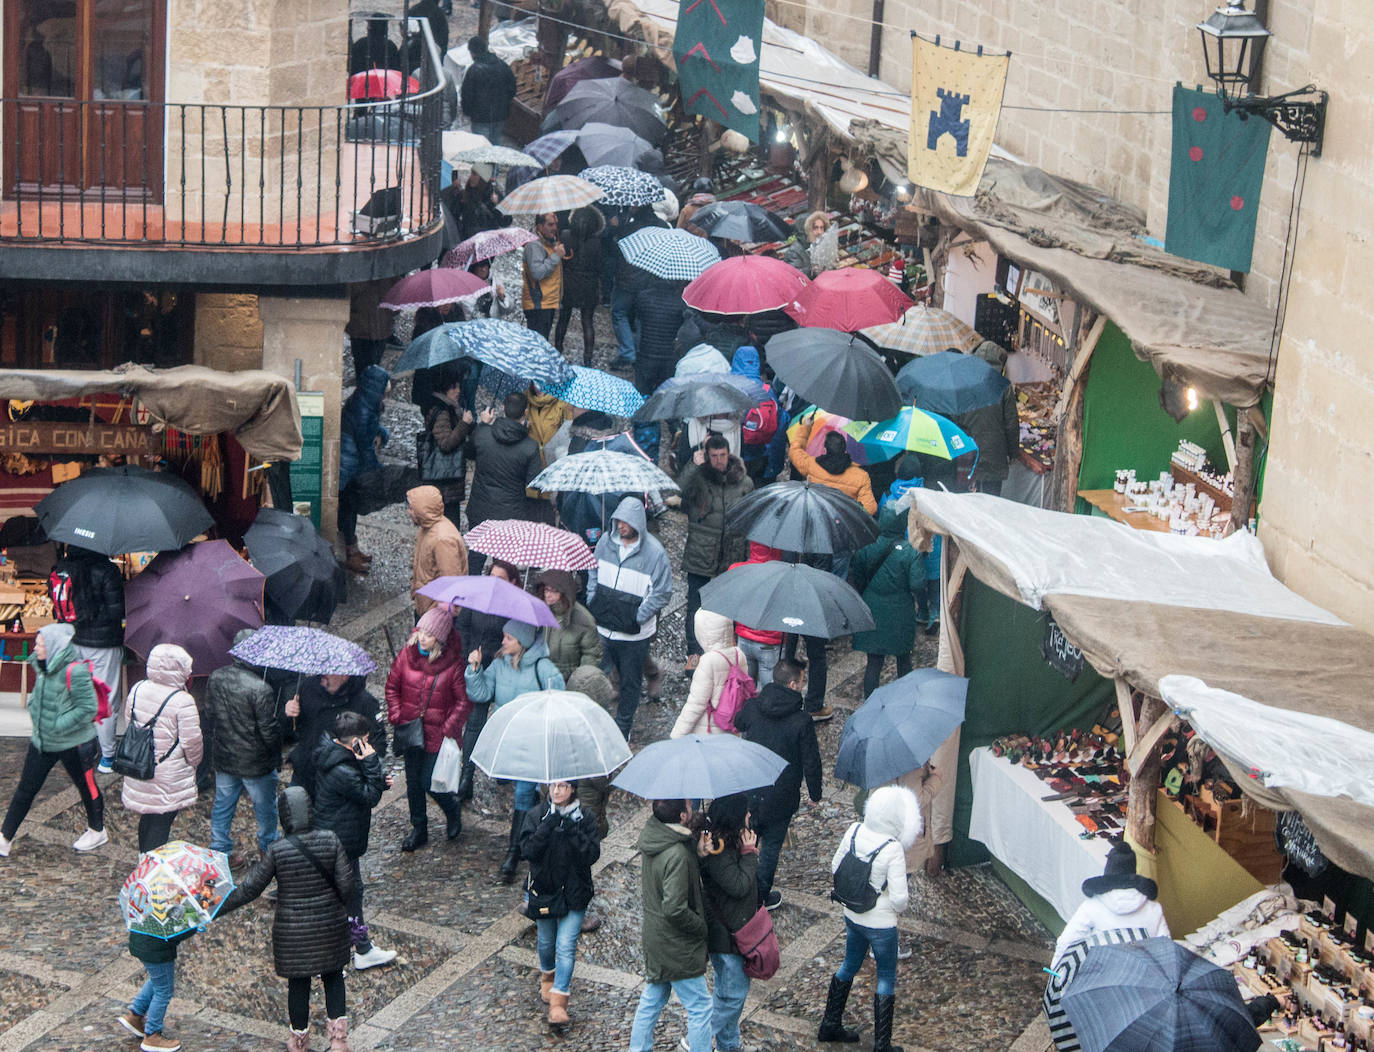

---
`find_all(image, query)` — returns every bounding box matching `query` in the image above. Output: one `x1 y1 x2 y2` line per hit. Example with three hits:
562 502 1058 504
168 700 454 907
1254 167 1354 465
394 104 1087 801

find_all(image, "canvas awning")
908 488 1374 880
1 363 302 462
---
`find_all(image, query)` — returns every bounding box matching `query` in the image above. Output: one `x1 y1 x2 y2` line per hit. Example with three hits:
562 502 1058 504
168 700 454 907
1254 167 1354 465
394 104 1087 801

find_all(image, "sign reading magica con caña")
0 421 152 455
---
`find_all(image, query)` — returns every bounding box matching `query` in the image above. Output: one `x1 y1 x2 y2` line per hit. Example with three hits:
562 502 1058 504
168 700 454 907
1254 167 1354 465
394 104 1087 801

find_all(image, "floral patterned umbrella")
442 227 538 270
464 520 598 570
229 625 376 676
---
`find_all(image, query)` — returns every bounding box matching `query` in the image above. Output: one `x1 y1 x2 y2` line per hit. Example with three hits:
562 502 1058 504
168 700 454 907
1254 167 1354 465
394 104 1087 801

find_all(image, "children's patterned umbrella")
529 450 678 495
849 406 979 467
617 227 721 281
524 130 578 166
380 268 489 310
229 625 377 676
542 365 645 416
464 520 598 571
497 175 604 215
579 165 665 207
120 841 236 940
443 227 538 269
451 144 540 168
394 319 572 384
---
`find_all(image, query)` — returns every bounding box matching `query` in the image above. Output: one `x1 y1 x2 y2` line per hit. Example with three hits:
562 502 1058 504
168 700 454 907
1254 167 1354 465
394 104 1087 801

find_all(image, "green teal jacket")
27 643 98 753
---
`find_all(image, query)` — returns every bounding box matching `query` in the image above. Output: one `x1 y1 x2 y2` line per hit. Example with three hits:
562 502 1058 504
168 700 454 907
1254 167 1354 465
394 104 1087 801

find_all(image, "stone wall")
193 294 264 372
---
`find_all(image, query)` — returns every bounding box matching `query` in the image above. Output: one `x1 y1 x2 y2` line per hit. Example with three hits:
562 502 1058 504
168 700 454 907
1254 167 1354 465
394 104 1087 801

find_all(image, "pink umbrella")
464 520 597 571
381 269 489 310
682 255 810 315
348 69 420 101
442 227 539 270
784 268 914 331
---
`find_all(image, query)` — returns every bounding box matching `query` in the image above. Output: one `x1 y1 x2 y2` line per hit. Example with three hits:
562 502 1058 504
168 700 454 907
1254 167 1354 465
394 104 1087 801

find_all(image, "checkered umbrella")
440 319 573 385
464 519 598 571
529 450 678 494
617 227 721 281
524 130 578 166
860 303 983 357
497 175 604 215
1044 929 1153 1052
580 165 665 207
542 365 645 417
452 144 540 168
442 227 539 269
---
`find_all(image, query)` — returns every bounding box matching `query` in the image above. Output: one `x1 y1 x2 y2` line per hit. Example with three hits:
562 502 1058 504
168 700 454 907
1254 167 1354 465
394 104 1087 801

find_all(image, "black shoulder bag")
393 675 439 753
110 683 182 781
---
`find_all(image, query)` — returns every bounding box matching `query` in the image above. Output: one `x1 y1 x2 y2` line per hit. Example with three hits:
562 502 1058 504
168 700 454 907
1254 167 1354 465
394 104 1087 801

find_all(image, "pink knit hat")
416 606 453 644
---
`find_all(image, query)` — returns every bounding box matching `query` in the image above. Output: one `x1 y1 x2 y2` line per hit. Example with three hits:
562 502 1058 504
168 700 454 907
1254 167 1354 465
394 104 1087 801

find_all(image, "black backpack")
830 827 894 913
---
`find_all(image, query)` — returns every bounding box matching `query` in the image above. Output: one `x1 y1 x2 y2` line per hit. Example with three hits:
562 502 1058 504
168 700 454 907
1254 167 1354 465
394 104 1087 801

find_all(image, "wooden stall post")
1228 409 1258 535
806 136 831 212
1049 312 1105 513
1125 692 1170 855
697 119 718 179
478 0 494 41
535 5 569 83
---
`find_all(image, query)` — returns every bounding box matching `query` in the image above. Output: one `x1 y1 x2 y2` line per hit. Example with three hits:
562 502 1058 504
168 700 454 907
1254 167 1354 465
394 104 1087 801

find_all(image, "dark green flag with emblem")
1165 84 1271 273
673 0 764 142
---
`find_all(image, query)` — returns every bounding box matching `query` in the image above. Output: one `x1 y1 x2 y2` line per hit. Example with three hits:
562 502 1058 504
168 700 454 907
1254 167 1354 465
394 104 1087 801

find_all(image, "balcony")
0 14 449 287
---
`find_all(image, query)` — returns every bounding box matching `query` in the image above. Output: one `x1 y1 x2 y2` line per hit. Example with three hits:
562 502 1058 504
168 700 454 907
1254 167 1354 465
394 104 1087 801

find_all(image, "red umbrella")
682 255 810 315
784 268 914 330
348 69 419 101
381 269 489 310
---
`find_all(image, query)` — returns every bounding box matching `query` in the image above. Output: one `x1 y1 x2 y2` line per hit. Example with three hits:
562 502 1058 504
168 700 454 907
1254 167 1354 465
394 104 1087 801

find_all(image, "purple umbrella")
229 625 376 676
124 540 264 675
543 56 621 114
416 575 558 628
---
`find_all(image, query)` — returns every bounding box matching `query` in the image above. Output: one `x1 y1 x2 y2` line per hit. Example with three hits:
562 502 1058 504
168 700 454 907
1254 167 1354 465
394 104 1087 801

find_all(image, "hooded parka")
587 498 674 643
734 681 822 828
850 505 925 656
671 610 745 738
677 454 753 578
385 642 471 753
408 485 469 615
637 815 708 983
787 417 878 513
24 624 98 753
121 644 203 815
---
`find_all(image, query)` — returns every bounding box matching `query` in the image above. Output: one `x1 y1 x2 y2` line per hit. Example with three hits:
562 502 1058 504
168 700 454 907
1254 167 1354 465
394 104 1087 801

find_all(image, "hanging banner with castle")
908 33 1010 197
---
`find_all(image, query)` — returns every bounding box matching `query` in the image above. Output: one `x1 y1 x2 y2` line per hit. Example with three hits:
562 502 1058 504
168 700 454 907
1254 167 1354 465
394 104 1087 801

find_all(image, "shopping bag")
429 737 464 794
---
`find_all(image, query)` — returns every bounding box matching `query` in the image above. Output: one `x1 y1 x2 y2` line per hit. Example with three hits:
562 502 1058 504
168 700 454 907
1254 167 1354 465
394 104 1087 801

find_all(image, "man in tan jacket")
407 486 468 616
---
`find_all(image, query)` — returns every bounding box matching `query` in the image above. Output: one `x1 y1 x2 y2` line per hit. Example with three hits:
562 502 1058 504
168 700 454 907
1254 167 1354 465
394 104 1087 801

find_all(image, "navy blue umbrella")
835 669 968 788
894 349 1010 415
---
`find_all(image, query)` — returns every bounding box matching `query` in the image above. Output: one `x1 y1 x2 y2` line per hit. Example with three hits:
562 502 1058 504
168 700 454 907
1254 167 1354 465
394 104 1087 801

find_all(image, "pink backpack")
710 653 756 733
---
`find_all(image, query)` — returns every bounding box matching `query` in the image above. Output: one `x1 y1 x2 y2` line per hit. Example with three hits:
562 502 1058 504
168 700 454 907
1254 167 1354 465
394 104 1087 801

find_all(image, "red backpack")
48 567 76 623
68 661 114 724
741 388 779 446
710 653 757 733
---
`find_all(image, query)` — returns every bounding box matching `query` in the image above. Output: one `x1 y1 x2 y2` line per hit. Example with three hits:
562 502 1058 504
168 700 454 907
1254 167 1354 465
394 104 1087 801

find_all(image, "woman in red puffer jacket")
385 606 471 853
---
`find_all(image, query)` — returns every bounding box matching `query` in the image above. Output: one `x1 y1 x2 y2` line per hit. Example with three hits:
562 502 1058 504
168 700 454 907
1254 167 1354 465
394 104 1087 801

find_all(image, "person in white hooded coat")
1051 840 1169 967
121 644 203 852
670 610 745 738
819 785 922 1052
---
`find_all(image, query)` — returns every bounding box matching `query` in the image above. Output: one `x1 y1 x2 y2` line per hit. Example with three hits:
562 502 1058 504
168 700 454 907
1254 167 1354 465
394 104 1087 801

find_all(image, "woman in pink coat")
121 644 203 852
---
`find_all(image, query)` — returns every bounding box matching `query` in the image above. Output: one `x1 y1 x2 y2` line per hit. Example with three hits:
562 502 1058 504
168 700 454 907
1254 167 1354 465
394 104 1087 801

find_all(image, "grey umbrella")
632 374 757 423
699 561 874 638
555 78 668 145
766 327 903 421
470 690 630 782
724 480 878 554
612 734 787 799
834 669 968 788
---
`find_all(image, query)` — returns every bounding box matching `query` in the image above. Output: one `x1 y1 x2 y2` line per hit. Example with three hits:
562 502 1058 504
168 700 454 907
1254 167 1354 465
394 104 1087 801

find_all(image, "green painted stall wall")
1076 322 1229 494
949 577 1116 868
1155 793 1262 936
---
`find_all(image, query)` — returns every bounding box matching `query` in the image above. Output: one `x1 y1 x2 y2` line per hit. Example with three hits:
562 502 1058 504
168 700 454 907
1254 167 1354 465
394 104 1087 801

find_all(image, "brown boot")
539 970 555 1003
326 1016 352 1052
342 547 370 575
286 1027 310 1052
548 990 570 1028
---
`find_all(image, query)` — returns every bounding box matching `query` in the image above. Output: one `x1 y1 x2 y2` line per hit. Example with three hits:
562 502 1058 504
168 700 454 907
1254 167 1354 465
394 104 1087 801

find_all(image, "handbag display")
110 683 181 781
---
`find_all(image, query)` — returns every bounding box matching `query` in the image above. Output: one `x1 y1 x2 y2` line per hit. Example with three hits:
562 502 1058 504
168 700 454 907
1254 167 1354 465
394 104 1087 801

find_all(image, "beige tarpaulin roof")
908 488 1374 881
2 364 302 462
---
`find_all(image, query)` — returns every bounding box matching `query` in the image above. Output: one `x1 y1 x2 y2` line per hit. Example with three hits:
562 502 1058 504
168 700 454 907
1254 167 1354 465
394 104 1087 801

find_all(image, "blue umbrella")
543 365 645 416
894 349 1010 415
835 669 968 788
393 323 461 373
612 735 787 799
1061 937 1261 1052
394 319 573 385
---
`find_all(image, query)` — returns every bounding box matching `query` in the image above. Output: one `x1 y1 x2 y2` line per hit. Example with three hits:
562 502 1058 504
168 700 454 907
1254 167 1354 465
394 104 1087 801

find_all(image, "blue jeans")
710 952 751 1051
209 770 280 855
536 909 586 993
737 638 779 687
611 287 637 362
755 820 787 899
470 118 505 144
629 974 712 1052
513 780 540 812
131 959 176 1035
835 918 899 996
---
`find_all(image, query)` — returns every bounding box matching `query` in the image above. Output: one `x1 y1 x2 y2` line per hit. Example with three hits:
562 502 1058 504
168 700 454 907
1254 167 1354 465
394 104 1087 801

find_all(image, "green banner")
673 0 764 142
1165 85 1271 273
288 391 324 529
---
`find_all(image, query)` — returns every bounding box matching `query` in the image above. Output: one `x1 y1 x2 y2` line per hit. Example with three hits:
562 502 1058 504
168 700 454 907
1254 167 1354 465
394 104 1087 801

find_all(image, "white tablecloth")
968 746 1113 922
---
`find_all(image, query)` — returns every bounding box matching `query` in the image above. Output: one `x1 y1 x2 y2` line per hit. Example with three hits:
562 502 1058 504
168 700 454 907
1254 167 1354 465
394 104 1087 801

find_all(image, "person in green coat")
851 505 926 698
628 799 714 1052
0 623 106 857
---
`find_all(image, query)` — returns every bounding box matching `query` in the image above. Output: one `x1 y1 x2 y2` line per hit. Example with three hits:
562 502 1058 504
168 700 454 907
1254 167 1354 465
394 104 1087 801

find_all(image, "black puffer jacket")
312 737 386 859
465 417 542 528
633 281 689 365
220 788 354 979
461 53 518 123
701 844 759 955
735 683 823 828
519 799 601 912
68 548 124 649
205 651 281 779
285 677 385 796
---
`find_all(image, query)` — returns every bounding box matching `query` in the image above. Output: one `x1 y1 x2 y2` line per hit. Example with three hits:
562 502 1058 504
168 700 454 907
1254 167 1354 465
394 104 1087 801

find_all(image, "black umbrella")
36 465 213 555
688 201 792 243
766 328 903 421
724 480 878 554
554 78 668 145
699 561 874 638
244 508 348 623
632 374 757 423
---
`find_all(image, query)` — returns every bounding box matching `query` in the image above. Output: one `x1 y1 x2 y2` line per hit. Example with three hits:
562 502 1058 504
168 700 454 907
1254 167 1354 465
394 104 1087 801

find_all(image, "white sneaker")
0 833 10 857
352 946 397 970
73 828 109 852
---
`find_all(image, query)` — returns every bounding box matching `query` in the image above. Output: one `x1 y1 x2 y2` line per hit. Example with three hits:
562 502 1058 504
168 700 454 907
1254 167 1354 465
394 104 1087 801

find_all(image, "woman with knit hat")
466 619 565 883
385 606 472 852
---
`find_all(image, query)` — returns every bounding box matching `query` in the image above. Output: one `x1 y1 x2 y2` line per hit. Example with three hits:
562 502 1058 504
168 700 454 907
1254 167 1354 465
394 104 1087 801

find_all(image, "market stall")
905 488 1374 940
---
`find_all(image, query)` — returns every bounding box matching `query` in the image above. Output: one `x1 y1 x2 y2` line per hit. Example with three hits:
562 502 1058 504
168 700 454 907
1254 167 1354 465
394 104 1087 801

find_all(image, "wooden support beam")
1048 313 1105 513
1053 314 1108 424
1228 408 1259 536
1128 707 1178 777
1212 400 1238 472
1125 694 1168 854
1115 677 1137 757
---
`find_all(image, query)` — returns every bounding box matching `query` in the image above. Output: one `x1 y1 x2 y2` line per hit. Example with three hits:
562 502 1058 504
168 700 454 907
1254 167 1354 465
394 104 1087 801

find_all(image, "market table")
967 746 1114 922
1077 488 1172 533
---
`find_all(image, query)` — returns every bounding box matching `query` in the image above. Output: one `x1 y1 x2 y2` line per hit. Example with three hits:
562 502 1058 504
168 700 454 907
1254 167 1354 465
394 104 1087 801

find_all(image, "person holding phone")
699 794 759 1052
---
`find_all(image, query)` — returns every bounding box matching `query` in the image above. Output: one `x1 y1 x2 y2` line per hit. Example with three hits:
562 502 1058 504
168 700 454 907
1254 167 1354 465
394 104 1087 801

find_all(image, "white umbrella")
471 690 631 781
528 450 679 494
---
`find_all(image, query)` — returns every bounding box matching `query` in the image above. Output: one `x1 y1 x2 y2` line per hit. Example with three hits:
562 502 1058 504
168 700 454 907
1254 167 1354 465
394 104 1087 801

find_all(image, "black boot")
817 976 860 1043
497 810 522 883
872 994 903 1052
402 823 429 852
455 761 475 802
443 796 463 841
